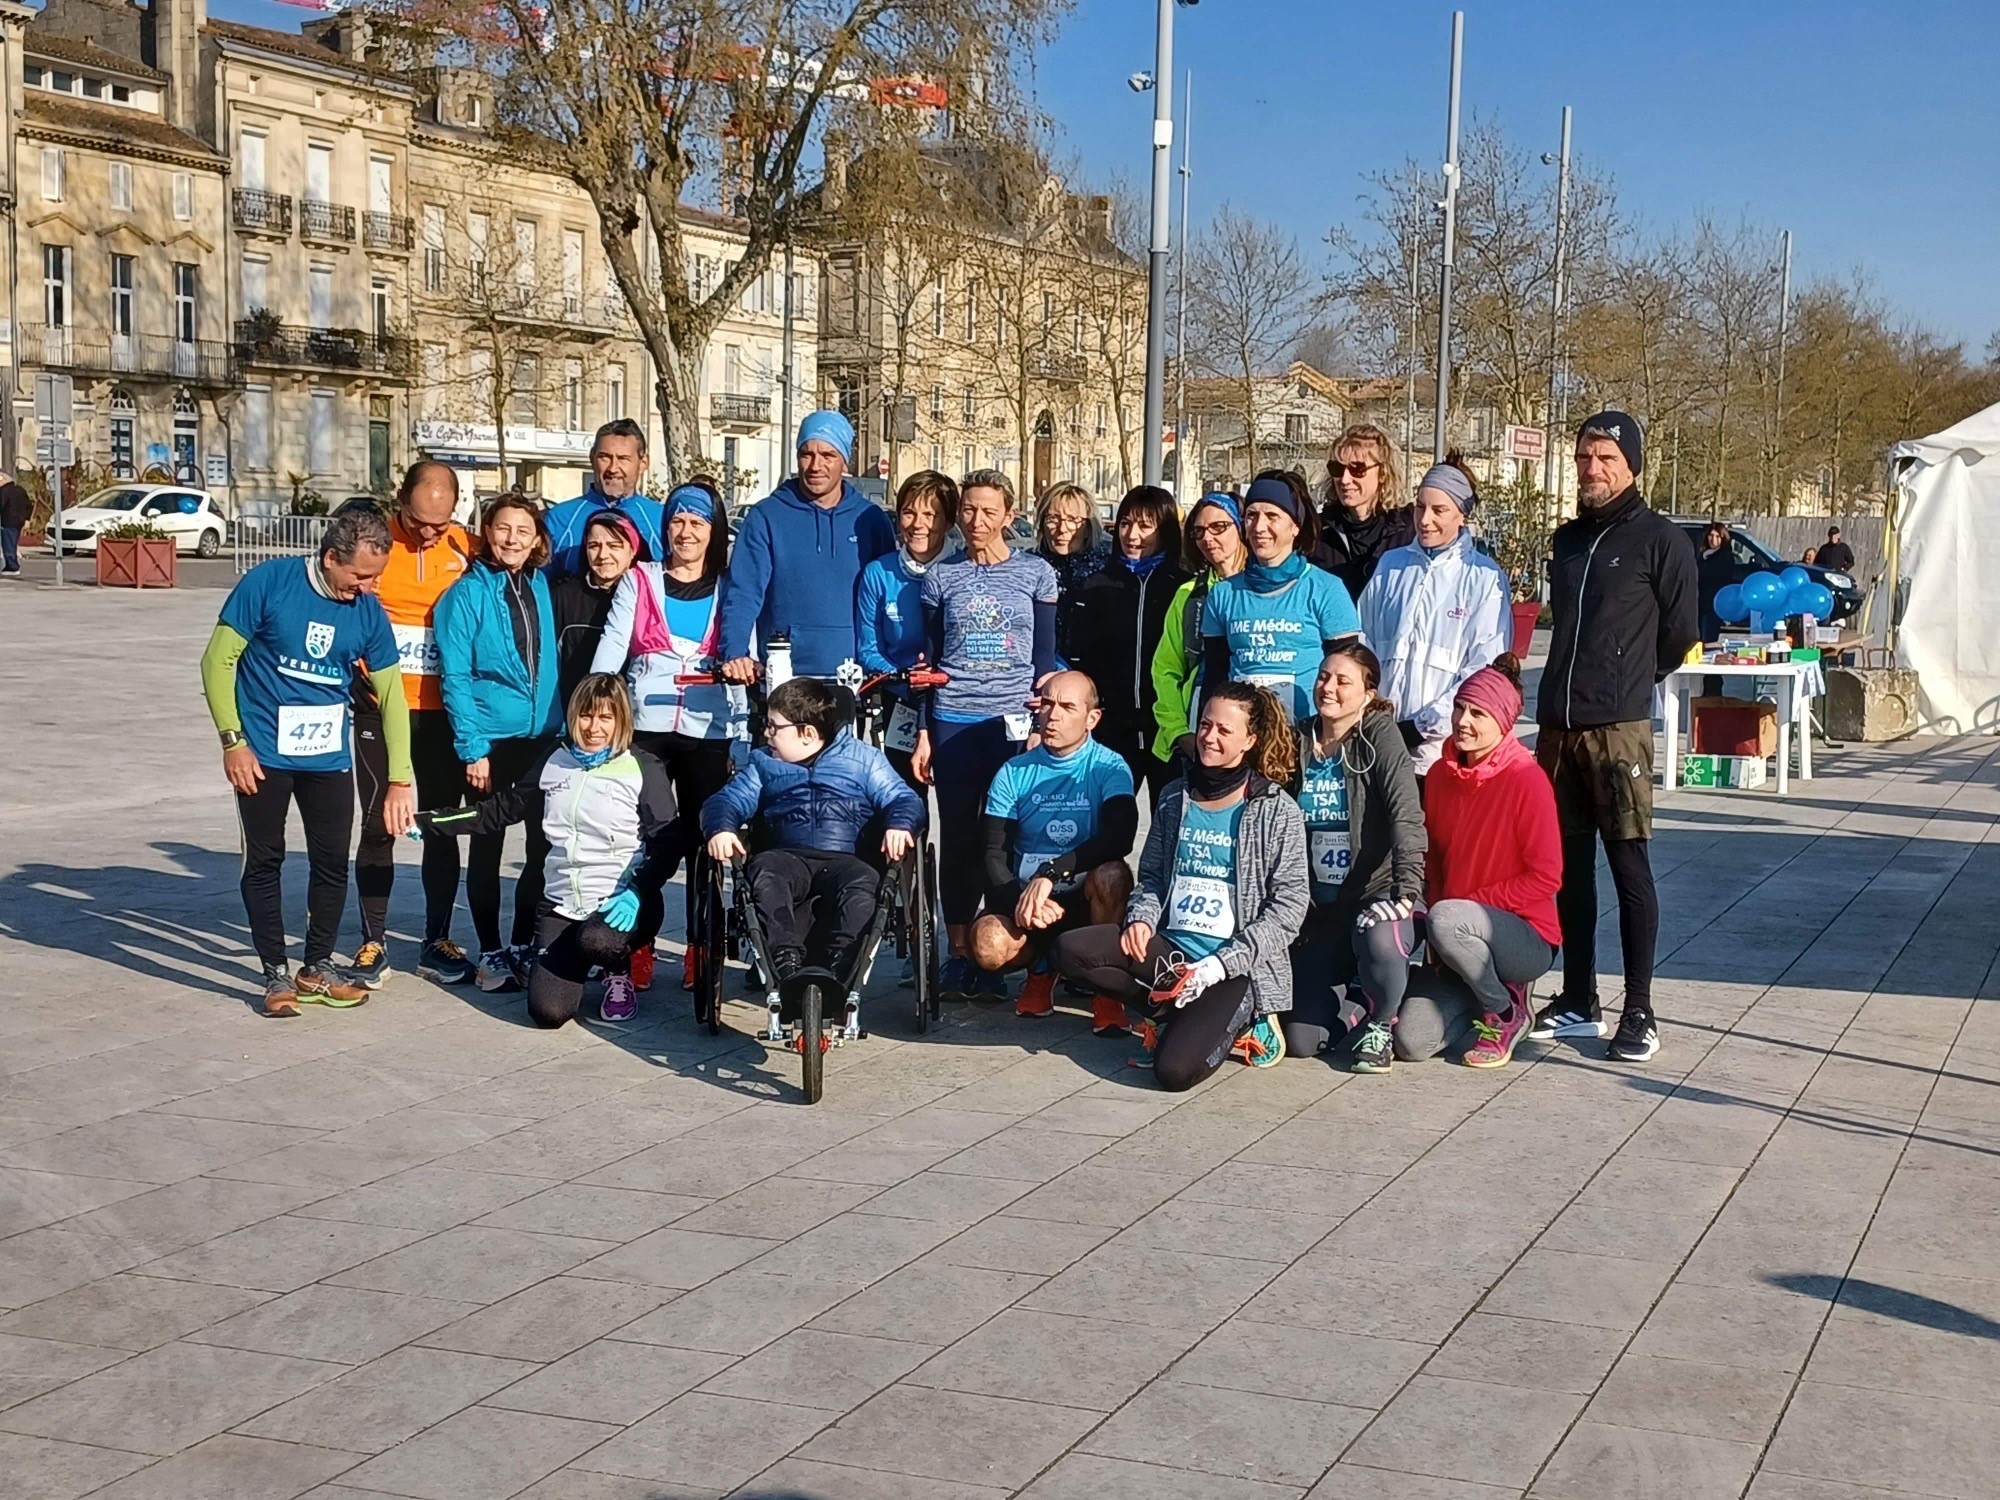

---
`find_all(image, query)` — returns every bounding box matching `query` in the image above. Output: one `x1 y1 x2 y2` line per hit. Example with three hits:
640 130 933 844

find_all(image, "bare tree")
1070 183 1148 492
1185 205 1316 476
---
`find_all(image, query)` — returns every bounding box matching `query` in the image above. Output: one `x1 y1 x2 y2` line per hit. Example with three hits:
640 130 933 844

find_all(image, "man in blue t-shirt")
969 670 1139 1034
200 510 414 1017
544 419 666 573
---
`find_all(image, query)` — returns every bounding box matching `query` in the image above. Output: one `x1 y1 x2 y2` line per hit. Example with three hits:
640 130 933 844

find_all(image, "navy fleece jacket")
717 478 897 677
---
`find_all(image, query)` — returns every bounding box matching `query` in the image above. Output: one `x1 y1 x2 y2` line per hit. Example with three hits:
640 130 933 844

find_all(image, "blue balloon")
179 496 200 513
1713 583 1746 623
1778 565 1811 595
1793 583 1835 620
1740 572 1786 613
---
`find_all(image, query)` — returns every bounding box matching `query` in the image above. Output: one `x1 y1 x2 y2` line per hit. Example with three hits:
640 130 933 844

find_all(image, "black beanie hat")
1576 410 1643 477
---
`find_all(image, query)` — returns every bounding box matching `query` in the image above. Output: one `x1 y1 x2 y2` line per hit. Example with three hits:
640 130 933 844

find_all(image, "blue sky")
218 0 1997 349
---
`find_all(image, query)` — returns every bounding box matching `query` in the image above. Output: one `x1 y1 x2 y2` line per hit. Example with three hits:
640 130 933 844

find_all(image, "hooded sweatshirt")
717 477 897 677
1422 733 1562 946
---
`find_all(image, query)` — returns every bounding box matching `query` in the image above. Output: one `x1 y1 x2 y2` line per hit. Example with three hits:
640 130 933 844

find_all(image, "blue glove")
598 887 640 932
403 825 425 842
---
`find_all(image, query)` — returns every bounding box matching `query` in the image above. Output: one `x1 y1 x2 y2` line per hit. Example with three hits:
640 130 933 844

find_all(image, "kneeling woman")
1418 655 1562 1068
1055 683 1309 1091
420 675 677 1029
1287 643 1427 1073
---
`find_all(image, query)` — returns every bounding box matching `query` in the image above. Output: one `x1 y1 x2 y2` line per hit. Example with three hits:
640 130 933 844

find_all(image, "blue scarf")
1244 549 1308 594
1123 551 1166 578
567 740 616 771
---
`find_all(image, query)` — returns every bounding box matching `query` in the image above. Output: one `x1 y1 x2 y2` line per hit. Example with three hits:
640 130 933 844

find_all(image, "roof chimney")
153 0 207 135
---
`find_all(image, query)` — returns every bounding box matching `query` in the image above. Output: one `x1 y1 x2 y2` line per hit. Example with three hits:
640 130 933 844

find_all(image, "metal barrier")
233 513 330 574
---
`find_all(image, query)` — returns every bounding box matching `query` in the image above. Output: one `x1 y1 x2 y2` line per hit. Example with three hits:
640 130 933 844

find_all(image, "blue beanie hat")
796 409 855 467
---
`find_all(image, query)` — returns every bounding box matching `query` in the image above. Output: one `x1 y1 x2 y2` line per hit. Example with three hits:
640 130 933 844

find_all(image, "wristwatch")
219 729 246 750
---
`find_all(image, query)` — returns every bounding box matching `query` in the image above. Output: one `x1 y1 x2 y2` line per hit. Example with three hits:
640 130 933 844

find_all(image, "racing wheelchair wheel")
908 843 940 1033
798 977 826 1104
691 851 725 1036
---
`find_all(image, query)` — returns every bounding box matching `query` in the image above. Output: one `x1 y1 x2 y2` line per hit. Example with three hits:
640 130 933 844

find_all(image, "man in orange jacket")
347 462 477 987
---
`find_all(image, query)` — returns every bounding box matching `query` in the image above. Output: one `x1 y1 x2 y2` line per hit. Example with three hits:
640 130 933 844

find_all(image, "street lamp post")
1173 70 1192 501
1431 11 1464 464
1541 106 1572 508
1140 0 1188 489
1771 227 1792 512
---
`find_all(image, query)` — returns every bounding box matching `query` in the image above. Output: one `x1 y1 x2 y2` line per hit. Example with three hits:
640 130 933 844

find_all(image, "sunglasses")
1334 461 1380 478
1192 520 1237 539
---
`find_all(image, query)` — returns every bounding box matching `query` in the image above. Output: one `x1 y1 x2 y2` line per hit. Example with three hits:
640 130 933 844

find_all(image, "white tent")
1891 401 2000 732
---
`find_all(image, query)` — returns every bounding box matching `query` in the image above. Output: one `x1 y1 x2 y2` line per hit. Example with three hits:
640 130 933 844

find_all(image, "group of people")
203 401 1698 1089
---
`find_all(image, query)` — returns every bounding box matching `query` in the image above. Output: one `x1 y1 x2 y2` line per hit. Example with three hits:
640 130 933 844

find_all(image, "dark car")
1675 519 1864 623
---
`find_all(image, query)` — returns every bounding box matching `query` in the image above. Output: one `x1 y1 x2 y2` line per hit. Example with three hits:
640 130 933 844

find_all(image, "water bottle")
765 631 793 691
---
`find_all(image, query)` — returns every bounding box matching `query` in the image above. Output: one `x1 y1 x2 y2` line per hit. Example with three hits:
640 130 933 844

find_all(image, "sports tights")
238 767 353 970
465 735 554 953
1284 911 1417 1057
1054 924 1256 1093
354 707 465 946
930 715 1023 926
633 730 733 938
527 890 665 1029
1424 898 1555 1013
1557 833 1658 1016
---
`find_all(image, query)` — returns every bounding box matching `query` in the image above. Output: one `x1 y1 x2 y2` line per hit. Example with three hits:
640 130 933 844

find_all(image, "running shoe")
1350 1020 1394 1073
296 964 370 1008
476 949 522 993
1149 959 1210 1009
261 963 299 1019
506 944 540 981
1527 996 1606 1040
630 944 656 992
682 943 702 992
1231 1015 1286 1068
1015 969 1056 1018
598 972 639 1025
349 941 391 990
1463 999 1528 1069
417 939 476 985
898 956 916 989
1091 995 1132 1038
971 967 1008 1001
1608 1009 1660 1062
939 955 975 1000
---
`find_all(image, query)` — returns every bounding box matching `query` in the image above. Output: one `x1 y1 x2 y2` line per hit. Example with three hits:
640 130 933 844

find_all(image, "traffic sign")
34 437 75 466
1504 424 1547 462
33 372 73 429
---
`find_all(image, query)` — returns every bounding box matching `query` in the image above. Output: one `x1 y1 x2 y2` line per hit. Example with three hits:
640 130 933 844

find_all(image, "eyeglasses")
1192 520 1236 539
764 719 800 740
1334 461 1380 478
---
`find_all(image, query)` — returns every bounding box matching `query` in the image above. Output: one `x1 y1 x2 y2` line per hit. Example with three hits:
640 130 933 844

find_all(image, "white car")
51 485 229 558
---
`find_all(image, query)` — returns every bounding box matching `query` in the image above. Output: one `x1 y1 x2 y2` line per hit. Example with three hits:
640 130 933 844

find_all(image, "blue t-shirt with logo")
219 556 397 773
1163 798 1245 961
920 552 1059 724
856 552 929 678
985 737 1135 884
1297 749 1352 901
1201 568 1362 721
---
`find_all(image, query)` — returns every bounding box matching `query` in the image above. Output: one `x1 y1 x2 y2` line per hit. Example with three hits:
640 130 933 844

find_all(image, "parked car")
1673 518 1864 623
51 485 228 558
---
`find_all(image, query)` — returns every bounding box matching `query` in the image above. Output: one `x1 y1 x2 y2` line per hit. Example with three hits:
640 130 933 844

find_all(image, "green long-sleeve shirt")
200 622 412 781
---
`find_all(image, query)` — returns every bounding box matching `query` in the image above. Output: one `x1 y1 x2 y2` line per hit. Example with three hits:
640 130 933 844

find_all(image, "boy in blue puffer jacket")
703 677 924 980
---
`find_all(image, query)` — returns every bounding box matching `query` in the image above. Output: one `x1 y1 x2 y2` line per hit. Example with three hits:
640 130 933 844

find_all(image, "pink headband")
586 510 645 559
1455 666 1522 734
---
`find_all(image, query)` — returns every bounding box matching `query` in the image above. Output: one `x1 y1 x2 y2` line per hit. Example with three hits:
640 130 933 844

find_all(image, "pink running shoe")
1463 992 1528 1069
598 973 639 1026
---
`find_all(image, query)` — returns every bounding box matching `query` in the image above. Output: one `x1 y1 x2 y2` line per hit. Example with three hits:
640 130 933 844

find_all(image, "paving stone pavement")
4 586 1999 1499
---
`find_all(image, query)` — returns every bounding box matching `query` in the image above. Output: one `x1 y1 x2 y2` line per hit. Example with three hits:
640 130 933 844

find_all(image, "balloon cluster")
1714 565 1834 627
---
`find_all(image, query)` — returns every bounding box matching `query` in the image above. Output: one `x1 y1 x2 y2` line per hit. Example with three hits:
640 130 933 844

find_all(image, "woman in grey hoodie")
1288 643 1427 1072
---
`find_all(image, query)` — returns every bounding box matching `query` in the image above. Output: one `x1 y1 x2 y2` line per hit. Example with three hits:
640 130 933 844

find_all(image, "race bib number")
276 703 345 758
884 701 921 754
392 623 440 678
1244 673 1293 696
1003 711 1034 743
1310 829 1352 885
1166 875 1235 940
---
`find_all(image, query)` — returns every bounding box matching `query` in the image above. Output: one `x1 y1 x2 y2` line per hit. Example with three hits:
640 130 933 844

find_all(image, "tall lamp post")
1430 11 1464 464
1770 228 1792 512
1173 70 1192 500
1541 106 1572 508
1140 0 1196 489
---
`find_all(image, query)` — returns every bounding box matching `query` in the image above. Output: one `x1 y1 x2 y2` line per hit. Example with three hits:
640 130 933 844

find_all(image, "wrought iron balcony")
233 188 292 237
234 318 412 377
19 324 239 386
710 391 772 426
300 199 356 244
362 211 413 253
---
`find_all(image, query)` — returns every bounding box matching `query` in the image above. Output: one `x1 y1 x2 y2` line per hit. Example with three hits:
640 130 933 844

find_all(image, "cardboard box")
1680 754 1768 789
1691 697 1778 758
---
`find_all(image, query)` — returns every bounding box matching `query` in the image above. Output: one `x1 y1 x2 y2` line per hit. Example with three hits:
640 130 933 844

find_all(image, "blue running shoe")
1231 1015 1286 1068
939 955 975 1000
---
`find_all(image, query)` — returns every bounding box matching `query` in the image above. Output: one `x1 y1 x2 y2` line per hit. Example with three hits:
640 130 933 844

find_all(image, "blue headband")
665 484 715 523
1417 464 1477 514
796 409 855 466
1243 476 1304 526
1194 492 1243 531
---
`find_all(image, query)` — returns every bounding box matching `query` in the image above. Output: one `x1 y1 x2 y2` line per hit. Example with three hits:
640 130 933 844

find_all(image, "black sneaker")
1350 1021 1394 1074
1528 997 1607 1040
1608 1009 1659 1062
350 941 391 990
417 939 476 985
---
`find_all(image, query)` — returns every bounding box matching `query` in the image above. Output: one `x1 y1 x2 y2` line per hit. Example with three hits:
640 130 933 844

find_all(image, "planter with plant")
96 521 178 589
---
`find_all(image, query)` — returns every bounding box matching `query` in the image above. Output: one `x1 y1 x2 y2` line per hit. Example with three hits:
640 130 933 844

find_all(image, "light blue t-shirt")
920 551 1058 723
855 552 930 678
218 556 397 773
985 737 1135 884
1297 749 1352 901
1201 566 1362 721
1162 798 1245 961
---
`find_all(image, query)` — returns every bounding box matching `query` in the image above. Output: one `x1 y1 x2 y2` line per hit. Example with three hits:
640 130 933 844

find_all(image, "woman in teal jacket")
436 493 562 991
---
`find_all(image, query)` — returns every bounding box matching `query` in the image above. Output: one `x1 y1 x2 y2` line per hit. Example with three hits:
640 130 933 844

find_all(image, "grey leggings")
1425 899 1554 1013
1284 914 1417 1057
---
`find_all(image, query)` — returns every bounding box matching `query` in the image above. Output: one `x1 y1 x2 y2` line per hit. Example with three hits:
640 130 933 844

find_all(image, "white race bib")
1310 829 1352 885
1003 711 1034 743
1166 875 1236 940
276 702 345 758
1244 673 1293 695
884 700 921 754
392 623 440 678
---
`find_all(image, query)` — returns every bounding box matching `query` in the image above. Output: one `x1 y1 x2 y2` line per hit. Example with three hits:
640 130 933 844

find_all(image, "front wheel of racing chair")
904 840 941 1033
689 850 727 1036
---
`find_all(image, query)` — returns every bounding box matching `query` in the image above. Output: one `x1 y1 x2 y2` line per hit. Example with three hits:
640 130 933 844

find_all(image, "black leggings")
1557 832 1659 1015
354 707 465 946
1098 719 1175 813
466 735 555 952
633 730 733 940
1285 909 1417 1056
931 716 1024 926
748 848 879 967
1054 924 1256 1093
527 890 665 1028
237 766 353 970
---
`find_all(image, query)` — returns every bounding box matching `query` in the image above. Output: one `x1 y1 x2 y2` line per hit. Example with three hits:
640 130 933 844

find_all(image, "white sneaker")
476 949 521 993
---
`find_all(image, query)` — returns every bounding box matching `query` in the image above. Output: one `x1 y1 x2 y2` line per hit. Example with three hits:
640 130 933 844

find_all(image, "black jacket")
1063 556 1192 730
1315 502 1415 603
1537 487 1699 731
1816 540 1855 573
549 570 619 711
0 480 30 532
1294 705 1426 937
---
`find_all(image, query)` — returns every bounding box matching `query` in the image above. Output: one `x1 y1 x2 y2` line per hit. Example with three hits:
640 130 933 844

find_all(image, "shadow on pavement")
1771 1272 2000 1340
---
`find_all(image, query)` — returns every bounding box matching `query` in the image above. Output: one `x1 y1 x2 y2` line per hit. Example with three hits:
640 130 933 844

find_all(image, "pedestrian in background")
0 469 30 575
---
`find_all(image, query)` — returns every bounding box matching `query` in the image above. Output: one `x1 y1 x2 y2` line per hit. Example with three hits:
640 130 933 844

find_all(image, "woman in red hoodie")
1421 654 1562 1068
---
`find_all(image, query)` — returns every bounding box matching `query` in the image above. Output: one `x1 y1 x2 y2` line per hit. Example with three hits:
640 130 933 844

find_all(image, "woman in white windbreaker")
589 480 742 982
1356 452 1512 777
